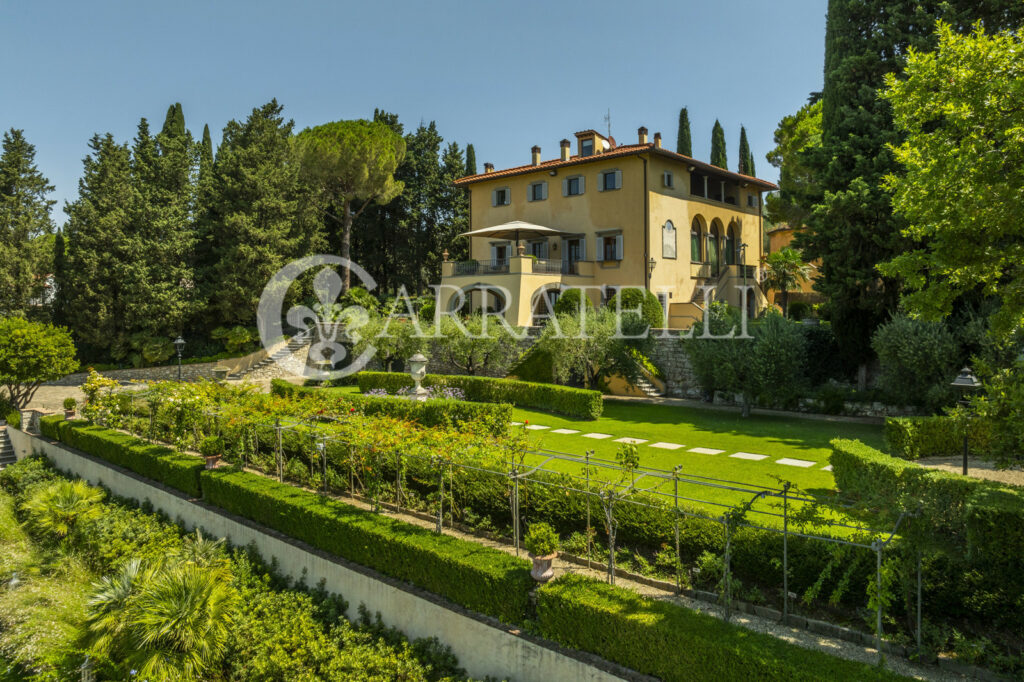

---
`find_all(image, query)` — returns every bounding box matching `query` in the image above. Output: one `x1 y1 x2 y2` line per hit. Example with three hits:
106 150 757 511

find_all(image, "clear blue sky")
2 0 826 224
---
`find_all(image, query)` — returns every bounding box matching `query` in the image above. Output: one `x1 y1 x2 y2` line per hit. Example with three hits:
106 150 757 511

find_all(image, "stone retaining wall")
45 361 223 386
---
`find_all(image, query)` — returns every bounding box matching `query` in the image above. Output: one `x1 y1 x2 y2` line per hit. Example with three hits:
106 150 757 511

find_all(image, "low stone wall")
45 361 223 386
648 333 698 398
8 428 629 682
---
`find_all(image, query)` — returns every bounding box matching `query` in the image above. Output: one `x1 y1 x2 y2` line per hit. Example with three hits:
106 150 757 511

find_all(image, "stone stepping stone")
689 447 724 455
614 437 648 445
581 432 613 440
730 452 768 461
822 464 833 472
776 457 815 468
551 428 580 435
525 424 549 430
510 421 523 426
649 442 684 450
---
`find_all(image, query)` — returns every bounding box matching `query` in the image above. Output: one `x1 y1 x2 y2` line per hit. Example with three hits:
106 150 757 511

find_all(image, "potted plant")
63 397 77 420
199 435 223 470
524 522 559 583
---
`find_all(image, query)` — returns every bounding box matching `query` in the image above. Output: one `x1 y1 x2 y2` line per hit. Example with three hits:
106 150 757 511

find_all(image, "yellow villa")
437 126 779 328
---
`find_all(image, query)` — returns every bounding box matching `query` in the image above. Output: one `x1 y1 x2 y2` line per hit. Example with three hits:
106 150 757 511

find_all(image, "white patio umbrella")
458 221 573 245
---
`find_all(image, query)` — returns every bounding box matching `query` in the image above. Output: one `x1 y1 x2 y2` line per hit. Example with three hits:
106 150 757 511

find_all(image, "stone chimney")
653 132 662 149
531 145 541 166
484 162 494 173
638 126 648 145
560 139 571 161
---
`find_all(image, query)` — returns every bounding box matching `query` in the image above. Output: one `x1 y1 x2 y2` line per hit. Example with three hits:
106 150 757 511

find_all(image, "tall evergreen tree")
198 124 214 185
0 129 56 317
464 143 476 176
433 141 469 283
676 107 692 156
710 120 727 169
199 100 322 327
51 230 67 325
796 0 1024 368
738 126 754 176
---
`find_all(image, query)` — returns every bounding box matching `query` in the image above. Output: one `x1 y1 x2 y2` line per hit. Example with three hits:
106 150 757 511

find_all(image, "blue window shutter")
615 234 623 260
614 170 622 189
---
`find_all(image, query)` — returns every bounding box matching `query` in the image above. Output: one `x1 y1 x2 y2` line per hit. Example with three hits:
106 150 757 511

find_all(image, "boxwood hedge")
353 371 603 420
39 415 204 497
884 416 992 460
271 379 511 436
537 574 906 681
201 467 533 623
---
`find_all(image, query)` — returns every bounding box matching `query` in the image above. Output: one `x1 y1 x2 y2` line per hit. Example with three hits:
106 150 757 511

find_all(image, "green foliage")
199 435 223 458
737 125 754 176
605 287 664 329
524 522 559 557
20 479 104 539
0 317 77 408
884 416 992 461
271 379 512 435
762 248 813 318
4 410 19 430
42 416 204 497
211 326 259 355
201 467 533 623
676 107 692 156
352 372 603 419
507 345 554 383
972 361 1024 468
62 396 76 411
871 315 959 410
351 316 427 373
709 119 727 169
765 99 822 229
537 308 652 390
880 23 1024 340
551 287 593 317
0 128 56 317
537 574 903 681
432 315 522 376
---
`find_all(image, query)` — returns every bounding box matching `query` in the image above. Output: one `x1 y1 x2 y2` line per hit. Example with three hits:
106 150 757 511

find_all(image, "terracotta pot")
64 410 76 420
204 455 221 470
529 552 557 583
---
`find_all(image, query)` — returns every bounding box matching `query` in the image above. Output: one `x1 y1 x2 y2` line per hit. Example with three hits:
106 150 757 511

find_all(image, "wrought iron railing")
451 259 509 276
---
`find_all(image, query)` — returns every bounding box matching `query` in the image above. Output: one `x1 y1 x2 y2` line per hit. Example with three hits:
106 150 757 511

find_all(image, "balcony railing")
452 259 509 276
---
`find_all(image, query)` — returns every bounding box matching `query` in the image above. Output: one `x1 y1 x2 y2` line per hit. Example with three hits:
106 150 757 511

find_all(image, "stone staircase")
633 374 665 398
227 332 311 381
0 426 15 470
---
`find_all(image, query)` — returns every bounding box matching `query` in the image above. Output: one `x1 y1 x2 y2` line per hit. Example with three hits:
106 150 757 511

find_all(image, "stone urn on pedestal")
408 353 429 401
524 522 559 583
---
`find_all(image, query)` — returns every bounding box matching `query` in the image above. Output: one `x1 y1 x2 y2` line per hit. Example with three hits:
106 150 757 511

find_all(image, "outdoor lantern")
951 366 981 475
408 353 429 399
647 257 657 277
173 337 186 382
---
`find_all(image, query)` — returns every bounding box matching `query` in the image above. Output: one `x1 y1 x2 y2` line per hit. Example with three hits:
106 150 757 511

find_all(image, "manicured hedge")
5 410 20 430
537 574 905 682
270 379 511 435
353 371 603 420
201 467 533 623
39 415 204 497
884 416 992 460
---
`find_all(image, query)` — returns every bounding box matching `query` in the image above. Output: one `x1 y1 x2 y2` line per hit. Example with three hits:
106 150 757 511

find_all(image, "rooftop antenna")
603 108 611 138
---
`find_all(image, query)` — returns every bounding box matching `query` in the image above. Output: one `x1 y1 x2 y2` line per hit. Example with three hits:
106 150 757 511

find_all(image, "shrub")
271 379 512 434
63 397 77 411
5 409 20 430
552 288 594 316
605 287 664 329
200 435 224 458
507 346 554 383
537 574 902 681
0 317 78 409
201 468 533 623
871 315 960 410
800 322 851 385
524 522 559 556
42 417 204 497
350 372 603 419
787 301 810 321
885 416 992 460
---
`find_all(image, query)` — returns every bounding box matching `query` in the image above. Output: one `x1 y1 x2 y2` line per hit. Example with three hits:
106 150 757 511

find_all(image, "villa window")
599 169 622 191
581 139 594 156
492 187 510 207
528 181 548 202
600 234 623 262
563 175 585 196
663 171 674 188
690 218 703 261
529 241 548 258
747 193 758 208
657 292 669 317
662 220 677 259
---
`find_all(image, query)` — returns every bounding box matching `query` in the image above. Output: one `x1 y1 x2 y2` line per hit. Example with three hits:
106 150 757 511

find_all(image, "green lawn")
325 386 887 527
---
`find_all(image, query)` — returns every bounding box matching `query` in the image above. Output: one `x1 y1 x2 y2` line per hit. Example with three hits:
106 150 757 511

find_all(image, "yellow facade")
438 129 778 328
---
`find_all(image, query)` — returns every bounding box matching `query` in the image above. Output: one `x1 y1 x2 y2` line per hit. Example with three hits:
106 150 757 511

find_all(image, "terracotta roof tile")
455 144 778 190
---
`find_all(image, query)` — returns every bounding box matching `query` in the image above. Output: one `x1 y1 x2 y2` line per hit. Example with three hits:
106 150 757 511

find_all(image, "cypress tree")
198 124 214 183
797 0 1024 369
676 107 692 156
0 129 56 317
465 143 477 176
738 126 753 176
710 120 727 169
51 230 66 325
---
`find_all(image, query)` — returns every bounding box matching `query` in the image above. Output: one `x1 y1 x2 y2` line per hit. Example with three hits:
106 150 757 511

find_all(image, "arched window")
708 222 721 276
662 220 677 259
690 217 703 262
725 224 736 266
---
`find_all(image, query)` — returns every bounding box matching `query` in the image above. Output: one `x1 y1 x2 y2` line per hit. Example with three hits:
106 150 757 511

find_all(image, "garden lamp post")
173 337 186 381
951 366 981 475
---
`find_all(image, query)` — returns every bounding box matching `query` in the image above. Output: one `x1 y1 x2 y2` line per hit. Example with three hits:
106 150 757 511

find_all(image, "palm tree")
20 480 103 538
762 247 814 317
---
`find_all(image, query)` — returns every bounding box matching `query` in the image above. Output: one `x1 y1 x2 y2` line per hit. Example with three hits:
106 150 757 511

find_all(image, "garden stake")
585 451 593 565
722 515 732 622
319 437 327 493
275 418 283 482
673 465 681 594
395 452 402 513
783 481 790 621
873 539 883 664
512 463 521 554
